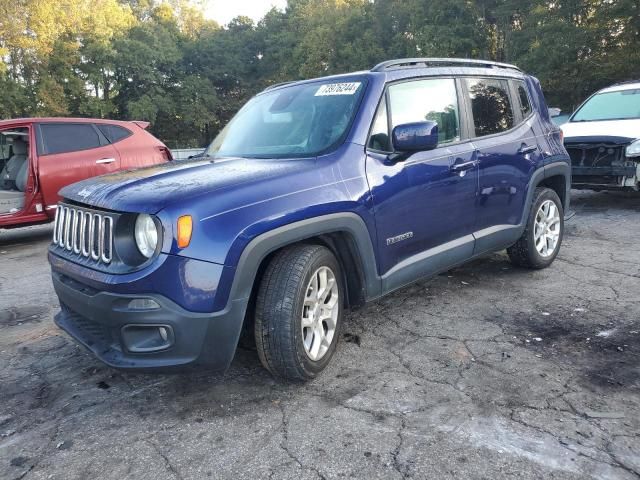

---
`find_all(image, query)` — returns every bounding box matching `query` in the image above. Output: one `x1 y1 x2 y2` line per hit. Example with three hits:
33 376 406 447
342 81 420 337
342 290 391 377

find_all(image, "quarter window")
40 124 101 155
97 124 131 143
515 81 532 117
466 78 514 136
388 78 460 144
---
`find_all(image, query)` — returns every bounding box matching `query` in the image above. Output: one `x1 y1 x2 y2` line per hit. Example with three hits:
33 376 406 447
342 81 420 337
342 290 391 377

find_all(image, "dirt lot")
1 191 639 480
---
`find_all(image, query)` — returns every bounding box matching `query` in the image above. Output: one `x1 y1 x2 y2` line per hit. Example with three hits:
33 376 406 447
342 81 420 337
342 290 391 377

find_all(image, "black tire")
254 244 344 381
507 187 564 269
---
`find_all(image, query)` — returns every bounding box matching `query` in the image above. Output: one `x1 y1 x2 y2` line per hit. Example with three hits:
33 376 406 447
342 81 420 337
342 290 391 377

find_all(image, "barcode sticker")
315 82 361 96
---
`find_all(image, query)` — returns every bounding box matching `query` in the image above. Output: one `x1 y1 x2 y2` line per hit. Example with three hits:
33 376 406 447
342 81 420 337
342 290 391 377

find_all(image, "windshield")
205 78 366 159
572 88 640 122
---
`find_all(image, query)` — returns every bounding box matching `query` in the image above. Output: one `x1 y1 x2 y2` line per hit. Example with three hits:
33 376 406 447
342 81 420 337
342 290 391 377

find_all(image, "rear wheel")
254 244 343 381
507 187 564 269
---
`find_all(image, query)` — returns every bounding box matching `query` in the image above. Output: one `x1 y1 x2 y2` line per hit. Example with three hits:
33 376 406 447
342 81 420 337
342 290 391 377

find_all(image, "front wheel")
507 187 564 269
254 244 343 381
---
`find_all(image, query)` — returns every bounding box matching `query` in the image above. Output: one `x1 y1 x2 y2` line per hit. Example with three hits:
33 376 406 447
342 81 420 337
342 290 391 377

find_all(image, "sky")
203 0 288 26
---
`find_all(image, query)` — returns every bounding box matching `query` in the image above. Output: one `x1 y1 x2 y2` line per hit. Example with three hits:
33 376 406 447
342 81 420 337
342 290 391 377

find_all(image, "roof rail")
371 58 521 73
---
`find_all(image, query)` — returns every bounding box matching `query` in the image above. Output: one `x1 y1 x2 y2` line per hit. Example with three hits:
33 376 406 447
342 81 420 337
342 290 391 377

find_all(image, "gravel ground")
1 190 639 480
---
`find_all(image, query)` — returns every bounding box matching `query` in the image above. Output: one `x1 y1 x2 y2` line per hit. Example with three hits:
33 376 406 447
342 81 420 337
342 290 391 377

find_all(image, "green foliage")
1 0 639 146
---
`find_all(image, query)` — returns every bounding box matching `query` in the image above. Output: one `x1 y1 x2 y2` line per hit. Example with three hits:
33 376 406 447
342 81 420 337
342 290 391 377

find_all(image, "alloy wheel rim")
301 266 339 361
534 199 561 258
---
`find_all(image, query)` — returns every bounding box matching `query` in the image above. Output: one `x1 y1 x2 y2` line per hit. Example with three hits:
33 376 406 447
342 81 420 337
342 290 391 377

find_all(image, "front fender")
212 212 382 312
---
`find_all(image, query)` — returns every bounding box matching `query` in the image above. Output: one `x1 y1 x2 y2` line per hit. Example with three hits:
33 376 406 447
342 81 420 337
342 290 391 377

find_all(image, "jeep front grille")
52 205 113 264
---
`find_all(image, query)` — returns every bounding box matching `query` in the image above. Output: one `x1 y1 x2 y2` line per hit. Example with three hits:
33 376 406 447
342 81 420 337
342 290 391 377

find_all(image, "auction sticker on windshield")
315 82 361 96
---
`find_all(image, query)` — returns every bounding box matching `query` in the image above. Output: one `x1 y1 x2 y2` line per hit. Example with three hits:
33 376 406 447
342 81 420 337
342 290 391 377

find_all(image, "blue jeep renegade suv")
49 58 570 381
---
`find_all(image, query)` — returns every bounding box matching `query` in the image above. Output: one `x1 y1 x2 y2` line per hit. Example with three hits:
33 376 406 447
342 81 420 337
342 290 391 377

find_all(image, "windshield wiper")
572 117 638 122
189 152 213 160
600 117 639 121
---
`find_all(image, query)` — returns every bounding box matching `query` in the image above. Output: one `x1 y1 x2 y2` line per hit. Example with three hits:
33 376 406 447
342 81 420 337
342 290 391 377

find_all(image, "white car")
561 81 640 191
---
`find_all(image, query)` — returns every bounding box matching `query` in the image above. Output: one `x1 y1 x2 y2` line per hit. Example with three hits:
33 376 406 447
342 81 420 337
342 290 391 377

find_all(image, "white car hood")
562 119 640 141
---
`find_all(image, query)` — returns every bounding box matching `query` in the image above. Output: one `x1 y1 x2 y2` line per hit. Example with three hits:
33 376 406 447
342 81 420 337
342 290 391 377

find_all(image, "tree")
0 0 638 144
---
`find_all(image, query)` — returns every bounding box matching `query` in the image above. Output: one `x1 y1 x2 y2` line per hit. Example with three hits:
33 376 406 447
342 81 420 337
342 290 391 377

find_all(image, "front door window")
388 78 461 144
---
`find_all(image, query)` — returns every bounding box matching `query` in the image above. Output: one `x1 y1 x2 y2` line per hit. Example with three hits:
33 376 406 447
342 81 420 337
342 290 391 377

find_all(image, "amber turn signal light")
177 215 193 248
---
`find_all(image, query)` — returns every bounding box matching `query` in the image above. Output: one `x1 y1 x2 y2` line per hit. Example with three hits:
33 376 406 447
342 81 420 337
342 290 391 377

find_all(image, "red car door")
36 122 121 208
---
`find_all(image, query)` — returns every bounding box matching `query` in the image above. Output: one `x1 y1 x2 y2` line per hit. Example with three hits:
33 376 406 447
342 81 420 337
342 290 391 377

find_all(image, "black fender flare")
226 213 382 309
541 159 571 213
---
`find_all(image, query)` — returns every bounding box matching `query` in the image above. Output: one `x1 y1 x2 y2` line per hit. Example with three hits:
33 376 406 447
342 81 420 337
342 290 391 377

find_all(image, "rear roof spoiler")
131 121 150 130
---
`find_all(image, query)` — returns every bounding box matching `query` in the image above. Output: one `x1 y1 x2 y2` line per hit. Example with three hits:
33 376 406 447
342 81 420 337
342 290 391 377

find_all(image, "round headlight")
134 214 158 258
626 139 640 158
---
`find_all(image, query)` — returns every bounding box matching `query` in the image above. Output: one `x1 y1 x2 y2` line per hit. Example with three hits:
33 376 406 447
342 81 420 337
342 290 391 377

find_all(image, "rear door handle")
517 144 537 155
451 159 478 172
95 158 116 164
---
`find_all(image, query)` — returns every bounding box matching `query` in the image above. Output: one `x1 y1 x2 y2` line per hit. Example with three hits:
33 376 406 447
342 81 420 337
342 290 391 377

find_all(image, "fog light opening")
121 324 174 353
159 326 168 342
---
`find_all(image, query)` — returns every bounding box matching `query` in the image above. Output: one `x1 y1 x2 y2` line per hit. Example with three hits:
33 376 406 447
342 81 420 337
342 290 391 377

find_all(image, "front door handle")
517 144 537 155
451 159 478 172
95 158 116 164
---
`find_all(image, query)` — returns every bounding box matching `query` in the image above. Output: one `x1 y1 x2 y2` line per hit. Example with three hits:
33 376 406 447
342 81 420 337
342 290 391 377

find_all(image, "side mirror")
392 121 439 153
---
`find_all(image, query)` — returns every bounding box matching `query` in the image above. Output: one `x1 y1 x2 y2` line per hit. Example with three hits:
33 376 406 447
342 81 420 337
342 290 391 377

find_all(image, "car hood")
60 157 313 214
562 119 640 143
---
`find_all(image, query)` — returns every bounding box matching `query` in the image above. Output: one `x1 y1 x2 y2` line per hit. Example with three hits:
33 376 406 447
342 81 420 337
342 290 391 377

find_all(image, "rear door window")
96 124 132 143
39 124 102 155
387 78 461 144
465 78 515 137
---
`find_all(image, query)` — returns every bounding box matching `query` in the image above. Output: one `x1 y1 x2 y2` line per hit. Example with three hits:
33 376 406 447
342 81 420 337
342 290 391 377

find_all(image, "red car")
0 118 172 229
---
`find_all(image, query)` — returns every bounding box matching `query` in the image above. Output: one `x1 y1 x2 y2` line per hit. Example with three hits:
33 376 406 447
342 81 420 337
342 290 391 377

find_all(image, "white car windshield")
572 88 640 122
205 78 367 159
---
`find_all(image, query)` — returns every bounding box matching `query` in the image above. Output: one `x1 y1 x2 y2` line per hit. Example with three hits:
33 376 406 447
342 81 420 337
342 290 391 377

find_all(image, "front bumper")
571 164 639 189
566 140 640 190
52 270 247 372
